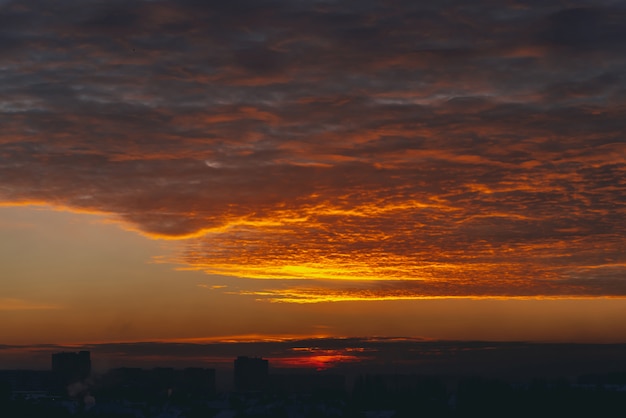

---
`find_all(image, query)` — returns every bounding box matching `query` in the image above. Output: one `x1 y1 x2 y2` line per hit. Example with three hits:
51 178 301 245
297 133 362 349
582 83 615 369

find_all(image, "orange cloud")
1 0 625 301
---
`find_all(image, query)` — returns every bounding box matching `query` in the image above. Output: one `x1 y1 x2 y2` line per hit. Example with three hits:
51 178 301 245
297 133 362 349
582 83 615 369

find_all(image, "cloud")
0 0 625 298
0 298 62 311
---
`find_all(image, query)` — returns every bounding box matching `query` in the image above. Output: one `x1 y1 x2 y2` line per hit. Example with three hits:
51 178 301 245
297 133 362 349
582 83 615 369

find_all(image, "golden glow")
202 263 436 281
149 333 333 344
235 288 626 304
3 194 625 300
0 200 112 216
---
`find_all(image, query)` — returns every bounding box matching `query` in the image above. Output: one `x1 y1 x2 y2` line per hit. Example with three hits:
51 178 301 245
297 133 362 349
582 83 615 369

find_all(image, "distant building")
0 370 52 394
51 351 91 387
268 373 345 396
234 356 268 392
179 367 216 398
100 367 216 400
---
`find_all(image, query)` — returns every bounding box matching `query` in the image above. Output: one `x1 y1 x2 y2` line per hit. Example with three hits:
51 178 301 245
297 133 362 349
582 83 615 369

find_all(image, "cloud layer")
1 0 625 299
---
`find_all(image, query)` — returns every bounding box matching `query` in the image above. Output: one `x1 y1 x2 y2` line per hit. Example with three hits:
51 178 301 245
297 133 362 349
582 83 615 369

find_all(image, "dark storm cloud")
539 7 626 50
0 0 625 297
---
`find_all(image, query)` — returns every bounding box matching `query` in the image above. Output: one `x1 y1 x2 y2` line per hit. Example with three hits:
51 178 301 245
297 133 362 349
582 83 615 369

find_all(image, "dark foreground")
3 369 626 418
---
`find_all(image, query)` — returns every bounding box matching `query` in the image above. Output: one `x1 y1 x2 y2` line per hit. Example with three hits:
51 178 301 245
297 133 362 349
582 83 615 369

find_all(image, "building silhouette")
179 367 216 398
234 356 268 392
268 373 345 396
51 351 91 389
100 367 216 400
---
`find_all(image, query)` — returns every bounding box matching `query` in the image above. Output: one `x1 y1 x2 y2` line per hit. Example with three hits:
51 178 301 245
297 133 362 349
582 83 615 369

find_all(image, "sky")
1 0 626 366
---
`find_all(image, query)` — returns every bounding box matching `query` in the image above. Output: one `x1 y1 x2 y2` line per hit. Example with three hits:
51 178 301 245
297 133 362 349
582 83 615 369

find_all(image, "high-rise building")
234 356 268 392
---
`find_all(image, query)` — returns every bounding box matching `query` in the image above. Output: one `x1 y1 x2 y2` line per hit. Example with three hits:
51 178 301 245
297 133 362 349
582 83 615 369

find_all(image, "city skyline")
1 0 626 364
